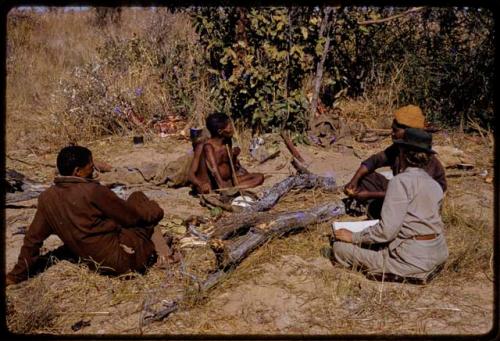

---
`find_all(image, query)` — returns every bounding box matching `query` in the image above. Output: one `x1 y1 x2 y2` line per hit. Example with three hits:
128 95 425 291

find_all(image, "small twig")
415 307 461 312
446 170 481 178
7 154 56 168
291 157 311 174
65 311 111 315
259 150 281 164
365 128 391 136
5 204 37 209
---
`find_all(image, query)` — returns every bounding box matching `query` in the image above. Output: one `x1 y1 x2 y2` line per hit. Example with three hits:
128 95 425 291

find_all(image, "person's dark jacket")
362 143 447 192
7 176 163 283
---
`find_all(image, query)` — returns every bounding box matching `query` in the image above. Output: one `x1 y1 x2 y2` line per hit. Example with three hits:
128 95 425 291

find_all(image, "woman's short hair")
56 146 92 176
404 148 431 168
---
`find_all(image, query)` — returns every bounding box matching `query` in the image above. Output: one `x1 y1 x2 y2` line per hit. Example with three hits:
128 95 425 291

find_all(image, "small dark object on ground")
12 226 27 235
133 136 144 145
71 319 91 332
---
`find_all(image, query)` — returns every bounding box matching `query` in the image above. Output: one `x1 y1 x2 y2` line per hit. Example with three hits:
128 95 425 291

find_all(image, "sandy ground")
4 133 495 336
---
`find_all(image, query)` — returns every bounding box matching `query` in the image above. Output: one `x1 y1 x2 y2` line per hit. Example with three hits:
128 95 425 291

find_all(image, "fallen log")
198 173 337 214
190 173 339 240
247 173 337 212
205 201 346 288
142 201 346 324
208 211 282 240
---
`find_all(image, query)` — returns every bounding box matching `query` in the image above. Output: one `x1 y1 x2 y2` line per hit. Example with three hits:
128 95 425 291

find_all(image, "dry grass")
5 171 494 335
6 8 206 154
6 259 187 334
6 10 103 153
336 60 409 130
440 195 493 280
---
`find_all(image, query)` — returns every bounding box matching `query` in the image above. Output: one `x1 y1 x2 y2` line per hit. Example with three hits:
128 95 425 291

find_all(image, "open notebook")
332 219 379 233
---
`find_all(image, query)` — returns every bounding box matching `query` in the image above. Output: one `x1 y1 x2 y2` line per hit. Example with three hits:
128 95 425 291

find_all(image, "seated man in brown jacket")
6 146 165 285
344 105 447 218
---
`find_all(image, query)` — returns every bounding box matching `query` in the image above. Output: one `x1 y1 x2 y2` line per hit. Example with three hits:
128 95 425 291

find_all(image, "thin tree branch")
358 7 424 25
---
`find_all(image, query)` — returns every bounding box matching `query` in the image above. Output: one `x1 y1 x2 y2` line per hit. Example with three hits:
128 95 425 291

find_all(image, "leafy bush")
193 7 494 132
345 7 494 130
192 7 323 133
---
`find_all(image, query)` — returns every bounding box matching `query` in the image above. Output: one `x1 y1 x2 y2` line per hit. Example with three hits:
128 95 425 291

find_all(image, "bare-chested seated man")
188 112 264 194
6 146 173 286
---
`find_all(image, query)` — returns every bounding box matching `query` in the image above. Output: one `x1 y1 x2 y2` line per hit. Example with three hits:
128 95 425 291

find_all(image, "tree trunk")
309 7 334 125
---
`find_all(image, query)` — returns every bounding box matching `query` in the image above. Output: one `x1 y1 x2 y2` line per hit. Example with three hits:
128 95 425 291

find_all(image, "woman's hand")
343 181 358 197
334 228 353 243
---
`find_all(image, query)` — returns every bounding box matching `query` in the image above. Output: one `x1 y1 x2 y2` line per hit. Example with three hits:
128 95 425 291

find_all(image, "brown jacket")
7 176 164 283
362 143 447 192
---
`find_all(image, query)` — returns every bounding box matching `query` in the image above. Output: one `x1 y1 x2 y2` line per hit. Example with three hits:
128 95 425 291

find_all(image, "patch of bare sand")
5 208 64 271
143 187 207 220
148 253 494 335
247 142 363 193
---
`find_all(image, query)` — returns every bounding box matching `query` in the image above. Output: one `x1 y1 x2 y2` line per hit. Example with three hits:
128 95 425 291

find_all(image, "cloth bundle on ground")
97 153 194 187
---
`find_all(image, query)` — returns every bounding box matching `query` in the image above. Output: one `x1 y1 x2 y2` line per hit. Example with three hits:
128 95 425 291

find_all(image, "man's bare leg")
236 173 264 190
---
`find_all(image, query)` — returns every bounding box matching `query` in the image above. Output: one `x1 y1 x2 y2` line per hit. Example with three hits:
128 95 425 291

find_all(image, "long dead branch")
280 131 305 163
204 201 345 290
142 201 346 324
7 154 56 168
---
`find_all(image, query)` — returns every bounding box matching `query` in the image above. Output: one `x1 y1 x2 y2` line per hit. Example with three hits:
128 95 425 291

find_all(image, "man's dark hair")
56 146 92 176
206 112 230 137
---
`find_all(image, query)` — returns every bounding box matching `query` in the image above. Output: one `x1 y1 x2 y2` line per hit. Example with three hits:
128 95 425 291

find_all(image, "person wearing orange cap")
344 105 446 219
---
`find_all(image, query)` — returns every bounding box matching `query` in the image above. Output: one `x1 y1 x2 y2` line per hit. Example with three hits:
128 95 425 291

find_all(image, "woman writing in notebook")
332 128 448 282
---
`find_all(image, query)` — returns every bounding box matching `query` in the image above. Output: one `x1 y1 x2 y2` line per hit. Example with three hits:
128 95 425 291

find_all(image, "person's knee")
332 241 354 263
254 173 264 186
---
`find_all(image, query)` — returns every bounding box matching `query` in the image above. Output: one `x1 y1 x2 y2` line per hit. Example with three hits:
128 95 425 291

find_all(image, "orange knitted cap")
393 105 425 128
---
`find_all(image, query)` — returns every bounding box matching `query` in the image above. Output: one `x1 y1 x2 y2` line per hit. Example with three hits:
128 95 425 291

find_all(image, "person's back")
394 168 444 234
38 178 158 271
7 146 164 285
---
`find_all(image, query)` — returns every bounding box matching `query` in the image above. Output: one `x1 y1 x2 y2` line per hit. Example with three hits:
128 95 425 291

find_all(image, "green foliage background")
192 7 494 132
51 7 494 138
